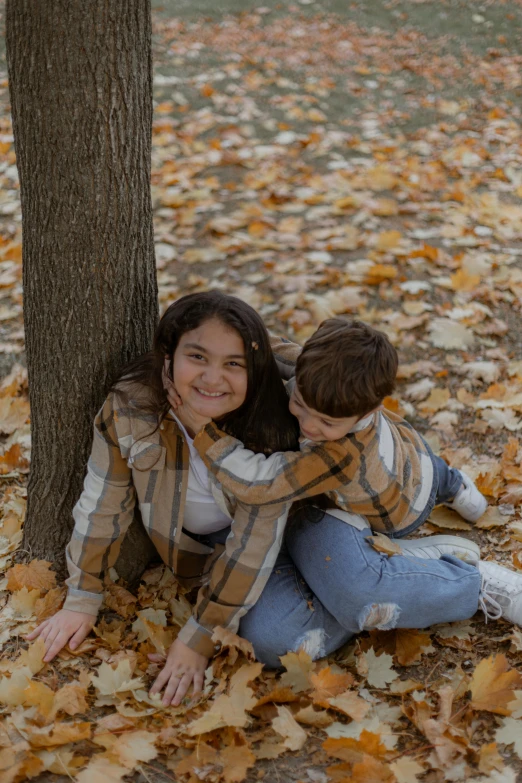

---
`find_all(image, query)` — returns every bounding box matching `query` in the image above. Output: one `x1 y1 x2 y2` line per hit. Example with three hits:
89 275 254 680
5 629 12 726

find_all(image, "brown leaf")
470 654 522 715
221 741 256 783
478 742 505 774
294 704 334 727
34 586 66 622
252 687 299 713
104 583 137 618
212 626 256 662
6 559 56 594
365 533 403 556
368 629 434 666
26 721 91 748
328 690 372 721
323 731 389 761
0 443 29 474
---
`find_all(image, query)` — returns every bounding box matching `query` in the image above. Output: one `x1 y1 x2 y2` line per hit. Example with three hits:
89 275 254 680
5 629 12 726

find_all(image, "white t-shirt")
173 413 231 535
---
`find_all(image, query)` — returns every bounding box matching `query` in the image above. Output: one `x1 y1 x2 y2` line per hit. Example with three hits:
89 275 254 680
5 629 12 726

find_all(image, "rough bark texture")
6 0 159 582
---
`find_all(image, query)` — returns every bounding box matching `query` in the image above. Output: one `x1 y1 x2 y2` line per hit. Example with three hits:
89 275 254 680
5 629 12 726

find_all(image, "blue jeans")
434 455 464 502
238 510 481 668
391 451 465 538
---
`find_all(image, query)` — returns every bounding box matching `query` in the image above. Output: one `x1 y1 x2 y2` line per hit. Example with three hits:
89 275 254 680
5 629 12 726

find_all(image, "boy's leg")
285 509 481 635
432 455 465 502
238 542 352 668
432 455 488 521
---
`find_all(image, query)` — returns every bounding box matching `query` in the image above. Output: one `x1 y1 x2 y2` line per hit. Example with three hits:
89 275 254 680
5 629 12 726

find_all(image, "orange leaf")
310 666 355 706
0 443 29 475
26 721 91 748
323 731 388 761
7 559 57 594
376 230 402 251
450 268 481 292
470 654 522 715
35 586 66 622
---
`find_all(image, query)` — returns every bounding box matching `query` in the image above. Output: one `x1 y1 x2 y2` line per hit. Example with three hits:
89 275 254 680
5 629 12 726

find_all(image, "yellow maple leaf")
221 739 256 783
26 721 91 748
470 654 522 715
279 649 314 693
310 666 355 705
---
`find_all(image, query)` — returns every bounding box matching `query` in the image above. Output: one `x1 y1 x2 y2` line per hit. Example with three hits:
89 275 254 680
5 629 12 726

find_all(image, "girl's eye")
190 353 205 361
321 421 333 427
228 361 245 368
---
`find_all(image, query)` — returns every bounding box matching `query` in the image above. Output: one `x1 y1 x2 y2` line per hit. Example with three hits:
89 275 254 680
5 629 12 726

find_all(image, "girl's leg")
238 542 352 668
286 510 481 635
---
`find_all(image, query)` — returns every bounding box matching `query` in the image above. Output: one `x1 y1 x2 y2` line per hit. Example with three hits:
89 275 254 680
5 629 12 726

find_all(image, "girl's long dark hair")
112 291 300 454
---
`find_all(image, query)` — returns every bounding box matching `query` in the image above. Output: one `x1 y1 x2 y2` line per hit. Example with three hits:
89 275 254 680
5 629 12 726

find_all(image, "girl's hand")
148 638 208 706
25 609 96 662
175 401 212 437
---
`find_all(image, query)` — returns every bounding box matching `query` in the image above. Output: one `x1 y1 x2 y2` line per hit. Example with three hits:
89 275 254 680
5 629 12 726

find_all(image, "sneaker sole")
399 535 480 559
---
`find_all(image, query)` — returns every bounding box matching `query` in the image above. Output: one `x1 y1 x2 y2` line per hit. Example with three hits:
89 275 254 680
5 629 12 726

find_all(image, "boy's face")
289 385 371 442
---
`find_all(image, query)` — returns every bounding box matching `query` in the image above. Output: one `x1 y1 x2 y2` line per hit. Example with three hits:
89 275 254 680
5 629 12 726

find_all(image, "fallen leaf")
279 649 314 693
495 718 522 759
328 690 372 721
25 721 91 748
365 533 403 556
390 757 425 783
478 742 506 774
75 756 129 783
470 654 522 715
272 705 307 751
361 649 397 689
294 704 334 727
6 560 56 594
90 659 144 697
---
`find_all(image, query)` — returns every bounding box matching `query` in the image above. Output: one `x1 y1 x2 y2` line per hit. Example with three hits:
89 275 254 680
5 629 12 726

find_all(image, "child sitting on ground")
177 317 487 539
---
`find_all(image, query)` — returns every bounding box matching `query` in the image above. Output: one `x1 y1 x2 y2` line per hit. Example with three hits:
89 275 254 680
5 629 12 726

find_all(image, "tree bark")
6 0 159 582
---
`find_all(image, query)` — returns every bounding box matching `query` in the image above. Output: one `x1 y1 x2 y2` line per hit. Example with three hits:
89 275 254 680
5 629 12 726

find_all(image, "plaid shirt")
64 389 291 657
193 336 435 536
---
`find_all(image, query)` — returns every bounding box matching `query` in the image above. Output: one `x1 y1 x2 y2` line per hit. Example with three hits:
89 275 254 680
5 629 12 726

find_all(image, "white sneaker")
444 470 488 522
399 535 480 564
478 560 522 625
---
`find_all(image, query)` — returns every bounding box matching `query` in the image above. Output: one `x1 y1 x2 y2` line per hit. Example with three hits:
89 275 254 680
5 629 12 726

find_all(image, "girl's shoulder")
97 384 160 441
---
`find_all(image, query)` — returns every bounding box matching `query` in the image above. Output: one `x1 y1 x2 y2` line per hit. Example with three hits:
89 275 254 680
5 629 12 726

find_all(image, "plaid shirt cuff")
63 587 103 616
177 615 217 658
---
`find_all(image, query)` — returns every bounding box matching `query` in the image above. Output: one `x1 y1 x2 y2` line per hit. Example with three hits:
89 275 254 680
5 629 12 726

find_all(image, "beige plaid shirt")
64 388 291 657
193 336 435 536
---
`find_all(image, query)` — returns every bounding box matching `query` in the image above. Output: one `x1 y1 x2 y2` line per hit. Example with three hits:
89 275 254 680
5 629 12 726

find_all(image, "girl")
27 291 299 706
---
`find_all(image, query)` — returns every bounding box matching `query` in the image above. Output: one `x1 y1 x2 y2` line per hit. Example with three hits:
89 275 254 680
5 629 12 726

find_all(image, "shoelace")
479 574 507 622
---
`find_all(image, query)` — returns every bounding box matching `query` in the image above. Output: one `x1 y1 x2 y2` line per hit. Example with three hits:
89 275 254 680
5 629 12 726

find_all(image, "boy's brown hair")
295 317 398 419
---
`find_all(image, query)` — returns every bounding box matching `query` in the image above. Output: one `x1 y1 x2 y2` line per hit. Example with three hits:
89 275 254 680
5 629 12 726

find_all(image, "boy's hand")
148 638 207 706
25 609 96 662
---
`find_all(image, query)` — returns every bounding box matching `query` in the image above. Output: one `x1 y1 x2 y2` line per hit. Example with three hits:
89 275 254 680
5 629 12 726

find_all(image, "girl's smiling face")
172 318 248 419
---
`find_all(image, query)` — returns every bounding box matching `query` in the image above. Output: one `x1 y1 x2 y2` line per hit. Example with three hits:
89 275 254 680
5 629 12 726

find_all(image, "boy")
189 318 487 541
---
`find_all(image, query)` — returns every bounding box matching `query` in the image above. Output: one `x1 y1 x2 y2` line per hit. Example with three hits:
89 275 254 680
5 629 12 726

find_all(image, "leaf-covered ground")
1 1 522 781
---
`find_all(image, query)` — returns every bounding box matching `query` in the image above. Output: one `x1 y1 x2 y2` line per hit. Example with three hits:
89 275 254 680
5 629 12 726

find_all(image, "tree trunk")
6 0 159 583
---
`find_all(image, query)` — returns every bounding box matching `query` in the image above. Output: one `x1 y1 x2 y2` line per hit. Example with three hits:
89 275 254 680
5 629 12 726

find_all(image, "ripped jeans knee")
293 628 328 660
358 602 401 631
